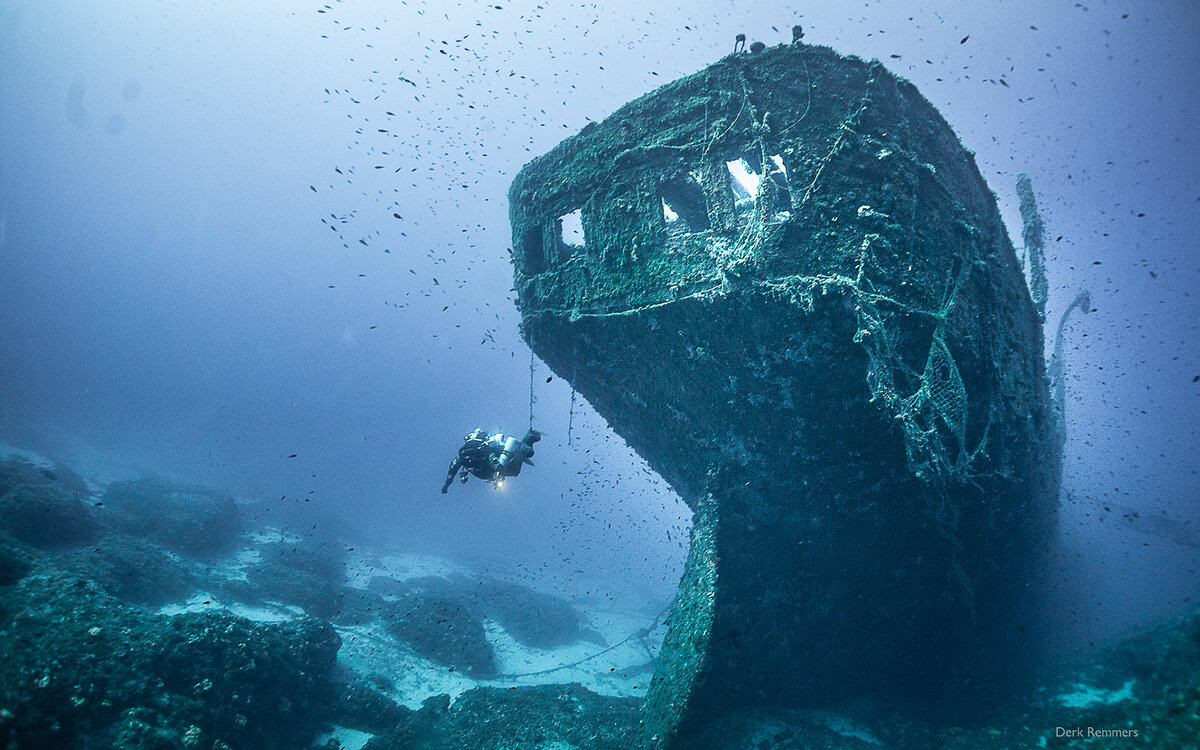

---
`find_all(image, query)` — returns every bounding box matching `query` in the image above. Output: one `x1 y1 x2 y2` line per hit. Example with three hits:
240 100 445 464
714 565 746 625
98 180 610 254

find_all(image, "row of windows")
524 154 795 274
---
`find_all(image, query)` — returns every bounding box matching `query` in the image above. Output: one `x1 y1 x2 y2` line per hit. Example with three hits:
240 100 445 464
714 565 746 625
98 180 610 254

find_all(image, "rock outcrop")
362 683 643 750
509 43 1060 746
99 477 242 560
0 568 342 749
0 458 97 549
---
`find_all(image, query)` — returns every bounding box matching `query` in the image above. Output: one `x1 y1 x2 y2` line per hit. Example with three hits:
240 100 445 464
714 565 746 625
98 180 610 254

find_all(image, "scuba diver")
441 428 541 493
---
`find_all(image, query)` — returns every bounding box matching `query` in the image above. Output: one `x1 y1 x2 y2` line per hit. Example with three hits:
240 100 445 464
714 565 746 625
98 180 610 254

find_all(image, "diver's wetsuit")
441 429 540 493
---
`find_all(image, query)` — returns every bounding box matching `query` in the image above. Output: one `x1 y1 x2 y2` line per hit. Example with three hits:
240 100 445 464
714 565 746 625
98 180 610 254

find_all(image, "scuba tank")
495 435 524 476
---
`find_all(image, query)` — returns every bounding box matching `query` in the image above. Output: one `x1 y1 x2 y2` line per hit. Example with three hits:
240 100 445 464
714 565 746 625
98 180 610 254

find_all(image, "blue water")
1 2 1197 748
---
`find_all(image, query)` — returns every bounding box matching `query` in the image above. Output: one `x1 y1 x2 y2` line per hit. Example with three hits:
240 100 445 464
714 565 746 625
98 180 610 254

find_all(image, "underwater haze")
1 0 1199 748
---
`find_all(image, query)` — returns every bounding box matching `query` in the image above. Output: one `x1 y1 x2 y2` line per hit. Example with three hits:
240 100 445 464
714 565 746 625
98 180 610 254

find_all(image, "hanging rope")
567 386 577 446
567 361 578 446
528 344 537 432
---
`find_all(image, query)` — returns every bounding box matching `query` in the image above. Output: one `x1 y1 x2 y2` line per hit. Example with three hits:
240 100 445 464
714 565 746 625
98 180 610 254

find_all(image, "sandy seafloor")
156 540 665 707
158 545 664 750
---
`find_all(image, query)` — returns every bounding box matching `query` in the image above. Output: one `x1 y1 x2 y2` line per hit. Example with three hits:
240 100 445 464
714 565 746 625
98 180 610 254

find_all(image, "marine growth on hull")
509 41 1061 748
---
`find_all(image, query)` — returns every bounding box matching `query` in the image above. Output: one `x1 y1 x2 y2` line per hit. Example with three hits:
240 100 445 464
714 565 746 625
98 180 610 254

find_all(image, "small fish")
288 454 298 458
546 376 553 383
310 185 317 192
960 35 969 44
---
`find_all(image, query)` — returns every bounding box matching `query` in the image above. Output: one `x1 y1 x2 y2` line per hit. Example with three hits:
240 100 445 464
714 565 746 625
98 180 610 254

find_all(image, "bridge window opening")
726 158 760 225
726 158 760 203
659 174 711 234
558 209 587 253
522 226 545 274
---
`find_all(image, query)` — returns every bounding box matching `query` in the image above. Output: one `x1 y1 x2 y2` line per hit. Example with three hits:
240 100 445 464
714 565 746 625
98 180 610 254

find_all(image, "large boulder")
0 457 88 498
381 590 498 679
0 483 97 549
470 577 605 648
258 535 347 585
363 683 643 750
0 568 342 749
369 574 603 648
55 533 195 607
98 477 241 559
240 536 349 619
508 43 1060 745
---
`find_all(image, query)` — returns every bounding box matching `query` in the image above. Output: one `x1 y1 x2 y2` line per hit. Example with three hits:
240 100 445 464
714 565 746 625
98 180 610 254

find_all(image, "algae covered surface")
510 41 1060 745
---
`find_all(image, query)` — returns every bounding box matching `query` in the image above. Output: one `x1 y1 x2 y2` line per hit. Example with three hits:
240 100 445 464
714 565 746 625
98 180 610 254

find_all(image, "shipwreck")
509 42 1060 748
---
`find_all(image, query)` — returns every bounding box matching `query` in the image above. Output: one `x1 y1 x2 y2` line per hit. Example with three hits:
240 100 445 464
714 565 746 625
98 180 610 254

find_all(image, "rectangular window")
659 174 711 234
558 209 586 253
522 227 545 274
726 158 761 203
726 156 792 224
